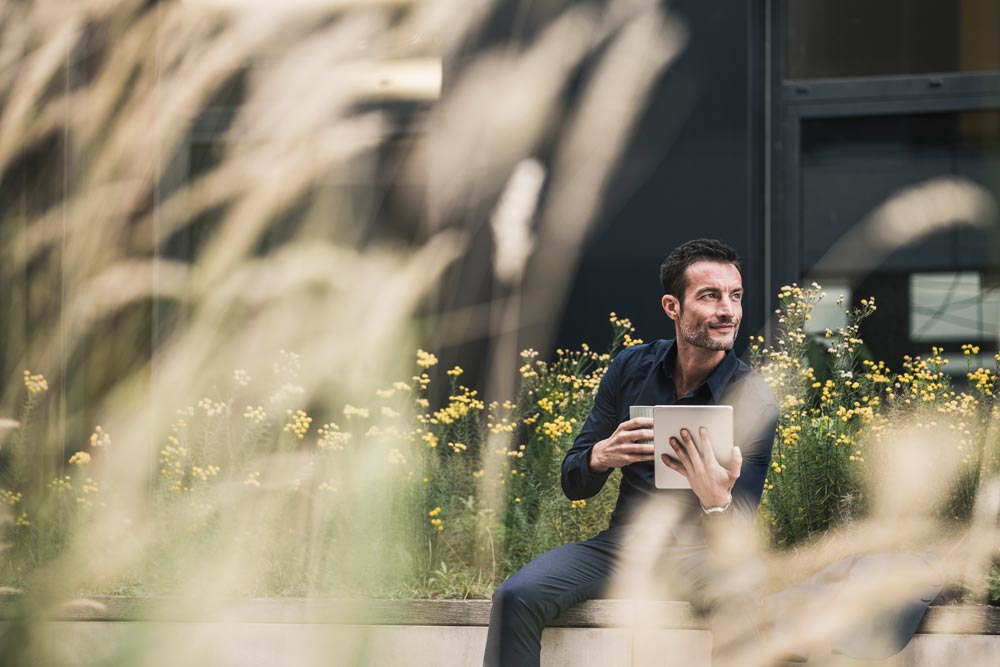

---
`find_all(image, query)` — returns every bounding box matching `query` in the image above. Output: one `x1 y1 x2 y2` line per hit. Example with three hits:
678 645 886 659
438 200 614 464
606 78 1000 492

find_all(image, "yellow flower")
89 426 111 448
610 313 636 331
519 364 538 379
967 367 995 394
76 477 101 507
283 409 312 439
539 415 576 441
191 465 220 481
0 489 22 506
233 369 252 386
446 366 463 377
244 406 266 424
68 451 91 467
343 404 370 419
48 476 73 493
416 349 439 368
430 389 485 424
198 398 226 416
318 423 351 450
23 370 48 395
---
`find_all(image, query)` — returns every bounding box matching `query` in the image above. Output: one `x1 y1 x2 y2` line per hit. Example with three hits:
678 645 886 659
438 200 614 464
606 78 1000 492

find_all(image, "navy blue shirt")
561 339 779 528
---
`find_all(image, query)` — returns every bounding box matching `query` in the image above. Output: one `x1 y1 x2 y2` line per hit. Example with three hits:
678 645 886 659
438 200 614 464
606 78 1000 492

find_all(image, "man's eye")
732 293 743 301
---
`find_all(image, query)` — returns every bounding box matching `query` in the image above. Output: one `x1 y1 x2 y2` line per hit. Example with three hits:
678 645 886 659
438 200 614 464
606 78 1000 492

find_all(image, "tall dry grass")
0 0 686 664
1 1 999 665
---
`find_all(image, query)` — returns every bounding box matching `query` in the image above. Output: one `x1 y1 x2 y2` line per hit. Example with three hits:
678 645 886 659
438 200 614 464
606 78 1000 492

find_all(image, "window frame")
768 1 1000 290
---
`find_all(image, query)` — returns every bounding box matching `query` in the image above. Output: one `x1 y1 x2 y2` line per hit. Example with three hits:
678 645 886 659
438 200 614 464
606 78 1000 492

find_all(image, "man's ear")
662 294 681 322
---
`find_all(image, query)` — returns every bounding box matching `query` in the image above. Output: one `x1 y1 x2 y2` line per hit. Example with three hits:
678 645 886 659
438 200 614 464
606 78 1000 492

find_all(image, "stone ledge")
0 596 997 634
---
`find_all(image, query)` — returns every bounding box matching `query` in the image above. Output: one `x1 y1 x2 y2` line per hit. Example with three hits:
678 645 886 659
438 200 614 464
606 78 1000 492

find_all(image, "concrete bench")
2 597 998 665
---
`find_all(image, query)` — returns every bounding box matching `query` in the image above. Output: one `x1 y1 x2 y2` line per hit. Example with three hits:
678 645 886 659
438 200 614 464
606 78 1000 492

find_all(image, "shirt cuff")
580 446 613 482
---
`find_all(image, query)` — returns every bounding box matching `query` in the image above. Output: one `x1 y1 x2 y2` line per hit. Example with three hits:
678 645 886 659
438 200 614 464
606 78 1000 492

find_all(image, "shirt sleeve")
560 353 622 500
730 401 779 521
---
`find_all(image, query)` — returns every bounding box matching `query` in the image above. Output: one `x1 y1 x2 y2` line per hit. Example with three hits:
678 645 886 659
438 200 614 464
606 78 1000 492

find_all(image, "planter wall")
1 597 997 666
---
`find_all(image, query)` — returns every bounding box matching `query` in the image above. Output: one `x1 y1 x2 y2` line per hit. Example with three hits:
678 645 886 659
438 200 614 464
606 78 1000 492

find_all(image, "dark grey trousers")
483 525 764 667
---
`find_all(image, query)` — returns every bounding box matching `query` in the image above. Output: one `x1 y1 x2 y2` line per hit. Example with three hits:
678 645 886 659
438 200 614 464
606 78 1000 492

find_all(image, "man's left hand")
661 426 741 509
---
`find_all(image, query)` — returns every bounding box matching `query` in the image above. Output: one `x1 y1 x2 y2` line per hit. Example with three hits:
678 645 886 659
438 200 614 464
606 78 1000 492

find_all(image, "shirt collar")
659 338 740 400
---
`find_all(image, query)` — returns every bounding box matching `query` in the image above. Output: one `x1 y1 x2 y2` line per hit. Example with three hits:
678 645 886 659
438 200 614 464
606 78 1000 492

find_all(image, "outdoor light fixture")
357 58 442 102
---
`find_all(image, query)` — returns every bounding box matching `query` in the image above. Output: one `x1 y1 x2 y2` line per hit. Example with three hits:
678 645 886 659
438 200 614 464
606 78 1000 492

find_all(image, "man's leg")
483 531 620 667
611 520 767 667
663 543 768 667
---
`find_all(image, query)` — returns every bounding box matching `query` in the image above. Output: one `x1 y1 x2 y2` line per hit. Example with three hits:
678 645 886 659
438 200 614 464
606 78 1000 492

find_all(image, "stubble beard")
676 309 739 352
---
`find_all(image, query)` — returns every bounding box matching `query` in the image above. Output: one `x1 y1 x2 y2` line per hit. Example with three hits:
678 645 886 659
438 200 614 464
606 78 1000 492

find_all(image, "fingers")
674 429 705 474
661 453 689 478
623 417 653 431
615 442 654 456
668 436 691 472
698 426 718 465
727 445 743 480
613 452 653 466
606 439 654 468
622 428 655 443
617 419 653 441
612 418 654 442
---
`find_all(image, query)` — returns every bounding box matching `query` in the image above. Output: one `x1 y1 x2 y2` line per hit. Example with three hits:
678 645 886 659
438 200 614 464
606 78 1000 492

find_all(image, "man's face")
663 261 743 351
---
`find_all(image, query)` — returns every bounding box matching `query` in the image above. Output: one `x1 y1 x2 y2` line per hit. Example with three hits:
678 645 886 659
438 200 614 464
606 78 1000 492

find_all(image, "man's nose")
717 297 735 318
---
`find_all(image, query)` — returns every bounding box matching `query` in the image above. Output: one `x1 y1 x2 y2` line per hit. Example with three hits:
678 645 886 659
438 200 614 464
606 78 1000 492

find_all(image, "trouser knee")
491 578 546 626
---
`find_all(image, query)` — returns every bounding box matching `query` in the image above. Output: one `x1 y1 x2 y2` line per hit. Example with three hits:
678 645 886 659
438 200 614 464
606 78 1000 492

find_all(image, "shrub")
2 291 998 601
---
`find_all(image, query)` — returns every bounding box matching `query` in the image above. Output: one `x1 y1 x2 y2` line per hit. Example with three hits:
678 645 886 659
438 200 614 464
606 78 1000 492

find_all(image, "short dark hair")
659 239 742 299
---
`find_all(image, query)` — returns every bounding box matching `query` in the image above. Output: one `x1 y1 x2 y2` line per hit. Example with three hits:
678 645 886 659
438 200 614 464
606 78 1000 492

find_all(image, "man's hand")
589 418 655 473
661 426 741 509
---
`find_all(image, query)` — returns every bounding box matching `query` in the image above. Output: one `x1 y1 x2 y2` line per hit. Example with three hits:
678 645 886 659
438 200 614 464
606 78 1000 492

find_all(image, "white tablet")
653 405 734 489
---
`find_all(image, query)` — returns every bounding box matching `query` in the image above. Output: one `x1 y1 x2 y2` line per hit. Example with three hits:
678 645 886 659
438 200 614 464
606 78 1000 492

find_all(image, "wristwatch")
700 495 733 516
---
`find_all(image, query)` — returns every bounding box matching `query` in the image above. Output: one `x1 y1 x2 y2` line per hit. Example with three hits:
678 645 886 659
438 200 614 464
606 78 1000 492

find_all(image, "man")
483 239 779 666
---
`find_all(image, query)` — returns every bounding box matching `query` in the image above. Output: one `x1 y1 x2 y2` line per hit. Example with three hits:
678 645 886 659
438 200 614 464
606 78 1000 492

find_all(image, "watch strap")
700 495 733 515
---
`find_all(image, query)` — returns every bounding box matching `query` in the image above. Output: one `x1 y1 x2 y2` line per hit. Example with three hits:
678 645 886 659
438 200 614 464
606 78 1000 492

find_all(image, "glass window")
799 111 1000 276
910 272 1000 342
805 281 850 335
786 0 1000 79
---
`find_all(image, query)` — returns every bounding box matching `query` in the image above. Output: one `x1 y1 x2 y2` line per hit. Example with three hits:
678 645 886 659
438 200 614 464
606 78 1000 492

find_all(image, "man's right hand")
588 417 655 473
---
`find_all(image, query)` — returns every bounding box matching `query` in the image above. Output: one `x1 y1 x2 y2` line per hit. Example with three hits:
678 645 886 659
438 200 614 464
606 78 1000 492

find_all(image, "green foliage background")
2 294 999 603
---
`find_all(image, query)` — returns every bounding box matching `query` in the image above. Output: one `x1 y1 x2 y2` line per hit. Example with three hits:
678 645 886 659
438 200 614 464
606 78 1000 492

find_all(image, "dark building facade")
556 0 1000 375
